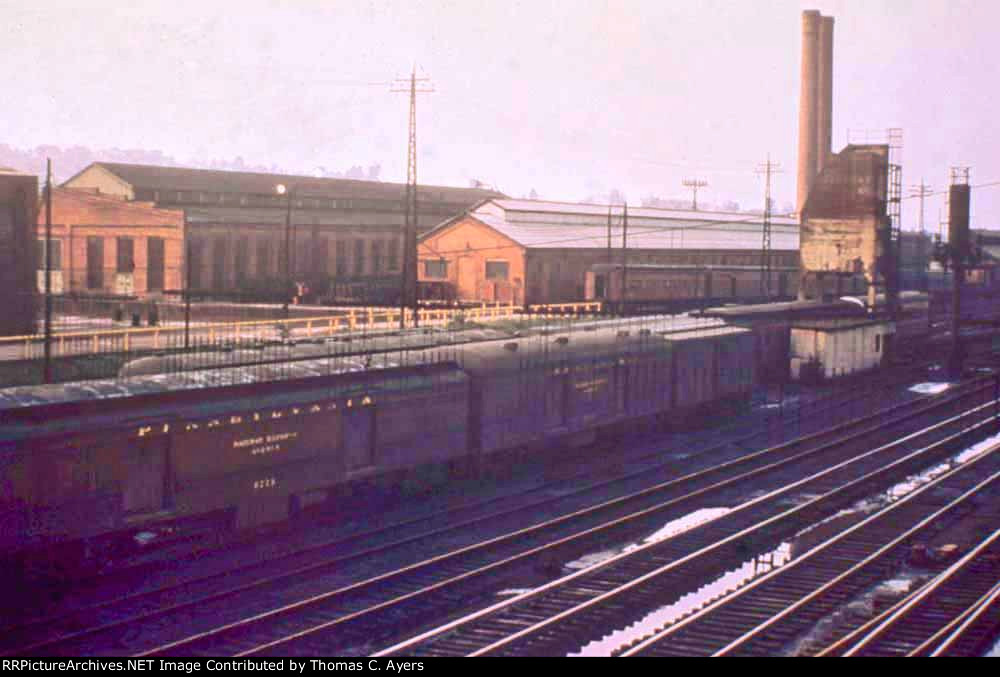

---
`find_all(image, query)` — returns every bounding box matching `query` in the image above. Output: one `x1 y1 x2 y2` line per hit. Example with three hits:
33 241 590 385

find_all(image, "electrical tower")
886 128 904 324
682 178 708 211
391 67 434 328
756 156 782 299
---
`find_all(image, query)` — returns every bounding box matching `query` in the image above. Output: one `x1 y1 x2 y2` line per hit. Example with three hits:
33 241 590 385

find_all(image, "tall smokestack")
797 10 821 215
816 15 834 175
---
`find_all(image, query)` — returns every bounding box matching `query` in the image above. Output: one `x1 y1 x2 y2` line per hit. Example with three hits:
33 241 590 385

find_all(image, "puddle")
909 383 952 395
571 542 792 656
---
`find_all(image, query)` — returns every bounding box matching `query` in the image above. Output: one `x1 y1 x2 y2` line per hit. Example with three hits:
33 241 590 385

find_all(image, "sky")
4 0 999 228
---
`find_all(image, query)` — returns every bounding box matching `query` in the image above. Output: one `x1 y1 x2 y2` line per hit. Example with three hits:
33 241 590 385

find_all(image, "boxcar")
0 355 469 564
457 325 753 456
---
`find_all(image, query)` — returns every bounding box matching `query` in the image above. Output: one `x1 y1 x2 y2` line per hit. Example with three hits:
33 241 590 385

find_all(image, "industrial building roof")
65 162 505 203
430 199 800 252
488 198 800 226
791 317 891 332
589 263 799 273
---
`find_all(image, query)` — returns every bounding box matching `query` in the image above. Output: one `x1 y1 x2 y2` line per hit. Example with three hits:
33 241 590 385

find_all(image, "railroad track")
2 356 950 656
925 581 1000 657
122 378 999 657
816 527 1000 657
622 445 1000 657
376 394 1000 657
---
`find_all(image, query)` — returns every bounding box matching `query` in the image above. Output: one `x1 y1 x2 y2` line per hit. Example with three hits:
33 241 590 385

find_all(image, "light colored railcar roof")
0 315 726 411
456 319 742 372
0 352 430 412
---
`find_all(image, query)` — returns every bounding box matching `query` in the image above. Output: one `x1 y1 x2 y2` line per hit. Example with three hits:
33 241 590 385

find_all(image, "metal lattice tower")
756 156 782 299
886 128 904 320
391 68 433 328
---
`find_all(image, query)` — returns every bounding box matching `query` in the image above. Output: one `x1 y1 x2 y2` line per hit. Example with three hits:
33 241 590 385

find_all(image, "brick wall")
36 188 184 297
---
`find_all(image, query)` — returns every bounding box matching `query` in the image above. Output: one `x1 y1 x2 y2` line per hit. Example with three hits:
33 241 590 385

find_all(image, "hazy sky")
4 0 998 227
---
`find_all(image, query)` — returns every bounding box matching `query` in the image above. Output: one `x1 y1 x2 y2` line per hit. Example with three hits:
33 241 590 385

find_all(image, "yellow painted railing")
528 301 603 315
0 300 602 360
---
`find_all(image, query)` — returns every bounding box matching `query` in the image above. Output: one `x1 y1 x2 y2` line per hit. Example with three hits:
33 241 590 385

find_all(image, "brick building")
63 163 502 301
0 169 38 336
418 199 800 305
34 187 185 297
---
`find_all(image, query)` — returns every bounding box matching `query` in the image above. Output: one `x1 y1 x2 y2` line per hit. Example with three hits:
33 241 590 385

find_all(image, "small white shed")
790 318 894 381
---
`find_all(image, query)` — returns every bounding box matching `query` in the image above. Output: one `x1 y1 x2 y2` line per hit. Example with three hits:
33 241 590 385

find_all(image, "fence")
0 300 609 364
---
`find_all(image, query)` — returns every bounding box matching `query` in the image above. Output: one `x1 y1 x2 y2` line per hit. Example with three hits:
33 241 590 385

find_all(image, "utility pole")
910 180 933 291
621 202 629 317
43 158 53 384
756 155 783 299
184 231 192 351
682 178 708 211
606 203 612 266
606 203 613 309
391 67 434 329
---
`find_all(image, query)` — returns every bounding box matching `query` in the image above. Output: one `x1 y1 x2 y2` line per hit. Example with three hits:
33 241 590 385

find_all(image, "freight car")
0 324 752 573
459 325 754 454
0 355 469 574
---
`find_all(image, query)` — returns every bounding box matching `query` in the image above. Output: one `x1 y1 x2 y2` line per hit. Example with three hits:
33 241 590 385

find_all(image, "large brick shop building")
63 162 501 300
33 187 185 298
418 199 801 306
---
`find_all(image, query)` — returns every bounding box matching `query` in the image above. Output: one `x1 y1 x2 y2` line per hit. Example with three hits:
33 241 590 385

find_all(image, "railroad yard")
3 345 1000 657
5 2 1000 661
